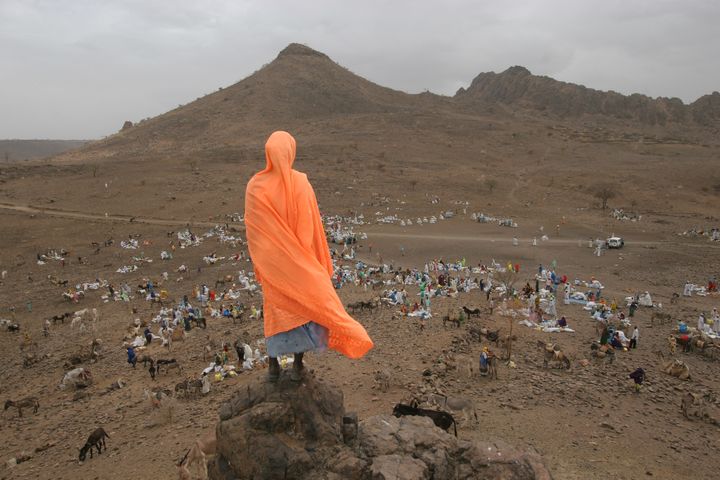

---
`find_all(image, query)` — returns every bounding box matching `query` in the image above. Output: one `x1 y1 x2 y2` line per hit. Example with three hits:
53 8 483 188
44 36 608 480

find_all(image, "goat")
346 301 362 313
214 275 234 290
177 429 217 480
442 315 461 328
7 323 20 332
462 306 481 318
360 298 380 311
51 312 72 324
4 397 39 417
373 370 391 392
78 427 110 462
174 378 206 399
392 403 457 436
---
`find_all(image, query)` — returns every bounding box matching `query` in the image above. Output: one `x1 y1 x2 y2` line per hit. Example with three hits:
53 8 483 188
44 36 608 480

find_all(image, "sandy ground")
0 182 719 479
0 79 719 478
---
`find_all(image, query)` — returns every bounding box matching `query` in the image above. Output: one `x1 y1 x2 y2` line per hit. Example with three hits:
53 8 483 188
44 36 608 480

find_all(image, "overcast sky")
2 0 718 139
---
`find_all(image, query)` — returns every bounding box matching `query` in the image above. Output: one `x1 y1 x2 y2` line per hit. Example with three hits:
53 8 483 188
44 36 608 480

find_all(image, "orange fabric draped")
244 131 373 359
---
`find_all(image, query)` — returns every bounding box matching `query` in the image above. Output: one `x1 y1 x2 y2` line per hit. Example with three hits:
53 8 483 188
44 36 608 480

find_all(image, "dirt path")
0 201 244 229
2 201 717 253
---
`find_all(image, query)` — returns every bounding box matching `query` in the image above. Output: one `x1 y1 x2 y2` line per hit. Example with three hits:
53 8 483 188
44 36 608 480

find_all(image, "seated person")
610 332 624 349
557 316 568 328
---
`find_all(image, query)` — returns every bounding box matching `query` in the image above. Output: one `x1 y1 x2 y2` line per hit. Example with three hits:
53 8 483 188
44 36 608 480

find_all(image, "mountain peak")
503 66 532 76
277 43 330 60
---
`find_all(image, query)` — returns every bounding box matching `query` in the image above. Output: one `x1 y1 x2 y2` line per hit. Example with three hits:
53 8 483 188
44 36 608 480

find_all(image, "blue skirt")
266 321 329 357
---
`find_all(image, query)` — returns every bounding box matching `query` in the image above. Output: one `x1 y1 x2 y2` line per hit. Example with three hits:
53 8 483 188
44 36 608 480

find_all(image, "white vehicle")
606 236 624 249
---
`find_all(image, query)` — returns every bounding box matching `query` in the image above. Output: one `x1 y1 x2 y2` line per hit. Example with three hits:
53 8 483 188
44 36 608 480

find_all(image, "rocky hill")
57 43 448 165
454 66 719 127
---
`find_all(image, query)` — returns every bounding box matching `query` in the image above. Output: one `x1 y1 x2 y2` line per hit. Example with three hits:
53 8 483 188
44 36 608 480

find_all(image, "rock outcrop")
454 66 696 126
209 371 552 480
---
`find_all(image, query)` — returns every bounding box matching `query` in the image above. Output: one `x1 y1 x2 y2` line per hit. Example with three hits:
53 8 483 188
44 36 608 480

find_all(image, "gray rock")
209 372 553 480
371 454 429 480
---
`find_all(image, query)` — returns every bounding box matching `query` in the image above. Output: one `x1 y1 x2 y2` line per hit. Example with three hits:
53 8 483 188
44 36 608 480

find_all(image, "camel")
661 358 691 380
590 342 615 364
651 311 672 326
681 392 719 425
537 341 571 369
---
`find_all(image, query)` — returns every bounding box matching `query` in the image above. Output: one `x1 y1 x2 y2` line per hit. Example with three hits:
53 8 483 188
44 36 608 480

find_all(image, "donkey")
78 427 110 462
4 397 39 417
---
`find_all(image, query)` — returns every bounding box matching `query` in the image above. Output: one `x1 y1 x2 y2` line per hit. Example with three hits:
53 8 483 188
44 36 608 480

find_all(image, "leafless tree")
485 178 498 193
593 183 617 210
496 269 517 297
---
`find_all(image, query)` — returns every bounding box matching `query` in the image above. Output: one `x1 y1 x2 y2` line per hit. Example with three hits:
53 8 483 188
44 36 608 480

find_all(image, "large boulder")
209 371 552 479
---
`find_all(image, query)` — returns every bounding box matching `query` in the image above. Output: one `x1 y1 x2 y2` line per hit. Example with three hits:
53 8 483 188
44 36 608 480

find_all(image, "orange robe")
244 131 373 359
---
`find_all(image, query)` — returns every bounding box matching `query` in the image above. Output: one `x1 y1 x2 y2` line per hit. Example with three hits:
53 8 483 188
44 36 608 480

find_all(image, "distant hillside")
59 43 447 164
51 43 719 166
0 139 89 162
454 66 720 127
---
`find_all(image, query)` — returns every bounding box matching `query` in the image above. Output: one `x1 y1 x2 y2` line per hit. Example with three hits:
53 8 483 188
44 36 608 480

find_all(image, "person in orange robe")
244 131 373 381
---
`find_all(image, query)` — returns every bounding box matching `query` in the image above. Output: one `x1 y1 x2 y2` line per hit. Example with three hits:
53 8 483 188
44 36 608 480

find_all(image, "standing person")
698 312 707 333
126 346 137 368
629 300 638 318
245 131 373 382
234 339 245 363
630 326 639 349
629 368 645 392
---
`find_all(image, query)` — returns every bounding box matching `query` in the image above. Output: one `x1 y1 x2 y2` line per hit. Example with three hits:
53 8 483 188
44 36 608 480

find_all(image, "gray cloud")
1 0 718 138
